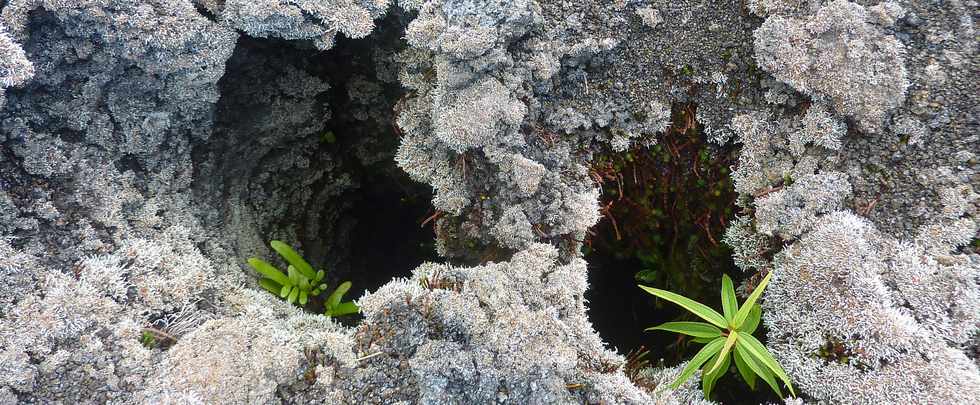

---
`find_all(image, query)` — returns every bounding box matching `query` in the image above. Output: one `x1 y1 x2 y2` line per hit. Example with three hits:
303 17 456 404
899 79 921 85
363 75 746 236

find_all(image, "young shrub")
639 272 794 399
248 240 358 317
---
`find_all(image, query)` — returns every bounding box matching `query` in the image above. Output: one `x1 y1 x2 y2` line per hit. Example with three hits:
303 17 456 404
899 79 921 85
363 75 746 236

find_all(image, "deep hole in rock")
193 13 438 315
584 104 779 402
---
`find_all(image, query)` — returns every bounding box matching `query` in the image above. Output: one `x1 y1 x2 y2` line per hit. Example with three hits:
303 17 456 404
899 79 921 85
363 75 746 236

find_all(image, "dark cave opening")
200 12 438 315
583 104 779 403
302 12 441 309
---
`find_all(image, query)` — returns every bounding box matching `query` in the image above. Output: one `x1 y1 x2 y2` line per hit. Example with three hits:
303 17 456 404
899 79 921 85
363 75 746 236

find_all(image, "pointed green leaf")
742 304 762 334
733 346 757 390
735 345 780 396
280 284 291 298
721 274 738 322
701 346 731 399
270 240 317 280
638 285 727 329
326 301 359 317
691 336 715 344
287 286 299 304
706 331 738 375
258 279 282 295
248 258 290 287
646 322 723 338
299 290 308 306
737 333 795 397
669 337 725 389
327 281 352 309
733 271 772 328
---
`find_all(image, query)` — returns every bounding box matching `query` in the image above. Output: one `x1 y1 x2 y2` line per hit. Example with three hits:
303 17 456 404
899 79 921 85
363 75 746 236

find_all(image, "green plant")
140 330 157 348
323 280 359 317
639 271 795 399
248 240 359 317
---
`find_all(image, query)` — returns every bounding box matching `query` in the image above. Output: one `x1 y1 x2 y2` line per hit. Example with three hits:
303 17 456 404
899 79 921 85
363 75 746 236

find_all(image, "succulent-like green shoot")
324 281 358 317
248 240 359 318
639 272 794 399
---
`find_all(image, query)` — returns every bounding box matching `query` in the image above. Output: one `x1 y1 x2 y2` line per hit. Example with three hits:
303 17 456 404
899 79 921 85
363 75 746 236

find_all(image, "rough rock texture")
754 0 909 133
722 0 980 402
0 0 977 404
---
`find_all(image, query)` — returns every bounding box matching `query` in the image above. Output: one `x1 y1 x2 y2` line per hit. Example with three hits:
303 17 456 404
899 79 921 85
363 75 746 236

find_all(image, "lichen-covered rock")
220 0 391 49
349 244 703 403
142 290 356 404
0 0 976 402
0 24 33 108
754 0 909 133
764 211 980 403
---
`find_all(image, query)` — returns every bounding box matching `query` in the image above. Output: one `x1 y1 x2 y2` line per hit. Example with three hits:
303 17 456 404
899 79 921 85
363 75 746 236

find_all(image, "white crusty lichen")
404 0 537 60
636 7 663 28
753 0 908 133
353 244 690 402
746 0 814 17
763 211 980 403
432 77 527 152
790 103 845 156
915 185 980 252
220 0 389 49
142 289 355 404
0 23 33 107
754 171 852 239
722 215 774 272
724 89 980 401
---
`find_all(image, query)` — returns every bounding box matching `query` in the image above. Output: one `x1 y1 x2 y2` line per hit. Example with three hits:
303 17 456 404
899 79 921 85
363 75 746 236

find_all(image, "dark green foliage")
248 240 359 317
588 103 738 312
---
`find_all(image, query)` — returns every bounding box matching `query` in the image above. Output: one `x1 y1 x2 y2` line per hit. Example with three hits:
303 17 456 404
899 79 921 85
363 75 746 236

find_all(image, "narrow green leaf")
299 290 308 306
645 322 723 338
701 347 731 399
287 286 299 305
737 333 795 397
270 240 317 280
326 301 359 317
691 336 715 344
736 345 780 396
638 285 728 329
721 274 738 322
733 346 757 390
248 258 290 286
280 284 291 298
327 281 352 309
742 304 762 334
669 337 725 389
733 271 772 328
706 331 738 375
258 279 282 295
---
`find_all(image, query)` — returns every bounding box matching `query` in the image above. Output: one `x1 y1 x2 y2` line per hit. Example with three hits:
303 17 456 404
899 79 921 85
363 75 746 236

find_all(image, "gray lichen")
0 0 977 403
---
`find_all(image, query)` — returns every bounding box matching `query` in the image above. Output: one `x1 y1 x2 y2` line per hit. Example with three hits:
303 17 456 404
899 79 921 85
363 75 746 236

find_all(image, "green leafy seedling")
639 271 794 399
140 330 157 349
324 281 358 317
248 240 359 317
